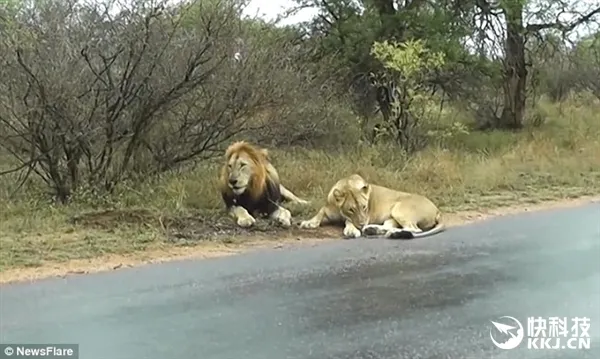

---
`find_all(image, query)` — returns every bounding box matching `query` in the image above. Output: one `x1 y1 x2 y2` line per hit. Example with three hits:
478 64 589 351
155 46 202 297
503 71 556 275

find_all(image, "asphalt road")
1 203 600 359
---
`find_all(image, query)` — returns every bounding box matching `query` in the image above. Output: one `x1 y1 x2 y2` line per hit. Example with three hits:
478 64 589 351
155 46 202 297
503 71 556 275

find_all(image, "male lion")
299 174 445 239
219 141 309 228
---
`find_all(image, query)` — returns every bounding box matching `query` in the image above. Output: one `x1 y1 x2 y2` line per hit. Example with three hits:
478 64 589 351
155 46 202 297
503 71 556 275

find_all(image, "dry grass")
1 94 600 275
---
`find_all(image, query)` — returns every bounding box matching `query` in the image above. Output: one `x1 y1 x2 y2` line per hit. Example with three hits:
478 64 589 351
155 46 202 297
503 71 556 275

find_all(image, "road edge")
2 195 599 285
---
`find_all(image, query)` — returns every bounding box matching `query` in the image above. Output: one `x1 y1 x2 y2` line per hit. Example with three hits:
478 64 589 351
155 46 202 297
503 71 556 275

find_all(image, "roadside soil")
1 195 599 285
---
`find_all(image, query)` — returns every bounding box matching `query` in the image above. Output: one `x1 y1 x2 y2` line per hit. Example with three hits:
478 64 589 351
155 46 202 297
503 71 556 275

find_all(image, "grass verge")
1 95 600 282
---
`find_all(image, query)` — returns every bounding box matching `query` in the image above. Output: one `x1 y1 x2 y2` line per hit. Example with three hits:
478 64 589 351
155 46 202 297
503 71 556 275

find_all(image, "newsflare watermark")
489 315 591 350
0 344 78 359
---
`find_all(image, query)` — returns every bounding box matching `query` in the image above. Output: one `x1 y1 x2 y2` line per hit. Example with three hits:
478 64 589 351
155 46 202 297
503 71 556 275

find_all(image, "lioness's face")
226 153 253 195
333 177 371 229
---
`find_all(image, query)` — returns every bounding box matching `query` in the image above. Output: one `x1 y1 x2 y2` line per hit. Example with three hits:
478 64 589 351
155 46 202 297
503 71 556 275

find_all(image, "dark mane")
219 141 283 216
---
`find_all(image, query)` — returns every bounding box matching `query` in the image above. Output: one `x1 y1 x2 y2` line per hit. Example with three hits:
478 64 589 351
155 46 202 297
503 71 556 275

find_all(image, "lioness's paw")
343 225 362 239
237 215 256 228
299 220 319 229
362 224 385 236
385 228 414 240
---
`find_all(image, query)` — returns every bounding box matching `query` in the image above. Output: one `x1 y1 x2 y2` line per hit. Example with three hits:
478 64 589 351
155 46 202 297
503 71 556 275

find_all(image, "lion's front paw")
237 215 256 228
343 225 362 239
299 219 319 229
276 216 292 228
272 208 292 228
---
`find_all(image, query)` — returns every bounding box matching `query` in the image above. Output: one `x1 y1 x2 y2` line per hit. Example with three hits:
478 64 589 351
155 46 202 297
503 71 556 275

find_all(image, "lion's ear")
259 148 270 159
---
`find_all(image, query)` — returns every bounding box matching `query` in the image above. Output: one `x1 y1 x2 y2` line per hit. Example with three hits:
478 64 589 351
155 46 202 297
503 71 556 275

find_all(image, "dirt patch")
68 208 316 242
2 195 599 285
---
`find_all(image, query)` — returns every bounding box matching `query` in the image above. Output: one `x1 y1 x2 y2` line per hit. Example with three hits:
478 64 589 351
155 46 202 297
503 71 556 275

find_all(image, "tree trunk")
499 3 527 130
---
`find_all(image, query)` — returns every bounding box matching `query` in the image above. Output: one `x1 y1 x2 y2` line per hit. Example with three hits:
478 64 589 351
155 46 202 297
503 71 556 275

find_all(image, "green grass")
1 94 600 274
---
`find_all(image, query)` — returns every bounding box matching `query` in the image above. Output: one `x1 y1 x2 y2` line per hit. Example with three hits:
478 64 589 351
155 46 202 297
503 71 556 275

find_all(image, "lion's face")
331 175 372 229
226 152 255 195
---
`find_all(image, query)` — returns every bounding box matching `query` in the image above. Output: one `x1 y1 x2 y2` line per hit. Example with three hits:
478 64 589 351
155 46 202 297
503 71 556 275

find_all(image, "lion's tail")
280 184 310 205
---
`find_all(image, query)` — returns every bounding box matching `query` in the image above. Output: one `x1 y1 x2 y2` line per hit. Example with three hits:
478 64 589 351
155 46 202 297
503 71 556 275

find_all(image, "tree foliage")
1 0 599 202
368 39 446 152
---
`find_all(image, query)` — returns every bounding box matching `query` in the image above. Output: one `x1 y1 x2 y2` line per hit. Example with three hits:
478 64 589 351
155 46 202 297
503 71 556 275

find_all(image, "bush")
0 0 342 202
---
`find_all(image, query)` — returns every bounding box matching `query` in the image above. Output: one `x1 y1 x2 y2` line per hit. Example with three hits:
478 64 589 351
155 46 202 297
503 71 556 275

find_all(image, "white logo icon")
490 316 525 350
4 346 14 356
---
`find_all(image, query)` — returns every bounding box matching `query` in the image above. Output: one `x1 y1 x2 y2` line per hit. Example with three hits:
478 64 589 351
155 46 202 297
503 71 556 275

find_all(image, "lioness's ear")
332 189 344 203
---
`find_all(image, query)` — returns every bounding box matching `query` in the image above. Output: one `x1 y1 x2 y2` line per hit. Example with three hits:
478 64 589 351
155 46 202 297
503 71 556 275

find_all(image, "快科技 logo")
490 316 525 350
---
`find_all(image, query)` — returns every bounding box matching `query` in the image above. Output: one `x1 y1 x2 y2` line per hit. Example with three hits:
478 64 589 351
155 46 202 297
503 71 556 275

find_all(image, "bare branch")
526 7 600 34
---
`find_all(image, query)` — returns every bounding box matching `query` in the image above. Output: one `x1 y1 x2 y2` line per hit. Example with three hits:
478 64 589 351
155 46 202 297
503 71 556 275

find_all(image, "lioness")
299 174 445 239
219 141 309 228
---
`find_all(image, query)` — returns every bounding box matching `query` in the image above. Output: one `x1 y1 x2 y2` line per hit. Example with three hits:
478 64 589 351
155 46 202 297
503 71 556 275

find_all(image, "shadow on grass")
67 207 331 245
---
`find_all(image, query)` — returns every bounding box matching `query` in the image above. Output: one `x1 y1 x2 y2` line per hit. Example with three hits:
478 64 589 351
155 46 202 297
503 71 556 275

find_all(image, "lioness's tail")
410 221 445 239
411 212 445 239
391 212 445 240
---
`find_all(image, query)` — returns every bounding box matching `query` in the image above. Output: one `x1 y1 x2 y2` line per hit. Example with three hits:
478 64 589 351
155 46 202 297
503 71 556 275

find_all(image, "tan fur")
299 174 445 239
219 141 309 228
